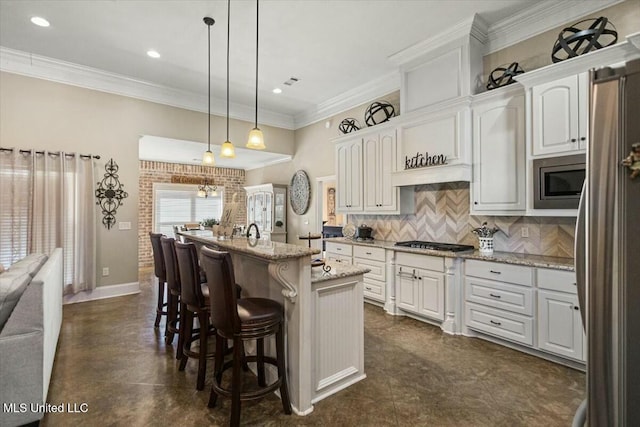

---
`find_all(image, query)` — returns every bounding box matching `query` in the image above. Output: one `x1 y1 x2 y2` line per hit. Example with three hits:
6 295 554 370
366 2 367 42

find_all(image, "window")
153 183 223 237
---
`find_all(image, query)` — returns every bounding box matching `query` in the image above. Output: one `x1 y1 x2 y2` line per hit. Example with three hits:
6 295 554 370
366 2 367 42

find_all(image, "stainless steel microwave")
533 154 585 209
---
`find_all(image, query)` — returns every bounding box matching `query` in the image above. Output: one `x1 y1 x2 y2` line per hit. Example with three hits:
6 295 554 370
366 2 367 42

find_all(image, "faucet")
246 223 260 239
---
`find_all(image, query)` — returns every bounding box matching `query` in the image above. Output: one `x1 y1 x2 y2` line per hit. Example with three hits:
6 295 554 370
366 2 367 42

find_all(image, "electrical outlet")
521 227 529 238
102 267 109 276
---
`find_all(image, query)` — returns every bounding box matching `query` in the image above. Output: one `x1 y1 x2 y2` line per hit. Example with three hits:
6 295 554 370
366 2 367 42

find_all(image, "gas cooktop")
394 241 475 252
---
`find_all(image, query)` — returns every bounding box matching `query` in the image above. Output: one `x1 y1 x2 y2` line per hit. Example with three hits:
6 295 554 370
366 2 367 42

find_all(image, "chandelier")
197 179 218 198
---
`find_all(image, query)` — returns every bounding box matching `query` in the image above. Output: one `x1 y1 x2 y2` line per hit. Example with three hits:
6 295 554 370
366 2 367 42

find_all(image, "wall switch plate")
118 221 131 230
102 267 110 276
521 227 529 238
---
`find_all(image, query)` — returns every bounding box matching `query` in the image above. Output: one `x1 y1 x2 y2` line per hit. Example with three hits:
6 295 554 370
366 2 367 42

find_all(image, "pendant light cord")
226 0 230 142
255 0 259 127
207 20 211 151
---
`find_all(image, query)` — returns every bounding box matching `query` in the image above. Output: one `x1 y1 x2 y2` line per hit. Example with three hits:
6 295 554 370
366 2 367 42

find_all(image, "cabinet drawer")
353 258 385 282
395 252 444 272
537 269 577 294
363 278 385 302
353 245 385 262
465 260 532 286
326 242 353 257
326 254 352 265
465 276 533 316
466 302 533 346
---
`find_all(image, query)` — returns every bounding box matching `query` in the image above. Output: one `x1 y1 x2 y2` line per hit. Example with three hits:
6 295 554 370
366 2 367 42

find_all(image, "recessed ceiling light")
147 50 161 59
272 88 282 94
30 16 50 27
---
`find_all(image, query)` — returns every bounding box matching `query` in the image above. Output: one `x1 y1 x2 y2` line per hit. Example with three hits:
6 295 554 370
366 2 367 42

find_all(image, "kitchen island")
178 231 369 415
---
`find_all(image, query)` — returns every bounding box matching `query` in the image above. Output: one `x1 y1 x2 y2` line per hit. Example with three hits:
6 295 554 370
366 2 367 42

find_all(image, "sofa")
0 249 63 427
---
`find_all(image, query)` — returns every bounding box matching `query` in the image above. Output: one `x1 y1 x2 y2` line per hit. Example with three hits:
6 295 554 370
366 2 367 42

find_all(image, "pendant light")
220 0 236 158
202 17 216 165
247 0 265 150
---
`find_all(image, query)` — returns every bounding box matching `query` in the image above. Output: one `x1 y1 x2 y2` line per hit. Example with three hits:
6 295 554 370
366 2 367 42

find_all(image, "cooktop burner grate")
394 241 475 252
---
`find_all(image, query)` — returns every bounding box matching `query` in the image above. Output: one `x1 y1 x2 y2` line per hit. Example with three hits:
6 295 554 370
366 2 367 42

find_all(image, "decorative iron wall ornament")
486 62 524 90
95 158 128 229
289 170 311 215
551 16 617 63
338 118 360 134
364 100 395 127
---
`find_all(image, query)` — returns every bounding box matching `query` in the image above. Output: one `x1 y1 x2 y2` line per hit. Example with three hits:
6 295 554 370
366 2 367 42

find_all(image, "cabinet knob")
580 137 586 141
571 138 577 143
573 306 580 311
474 201 478 205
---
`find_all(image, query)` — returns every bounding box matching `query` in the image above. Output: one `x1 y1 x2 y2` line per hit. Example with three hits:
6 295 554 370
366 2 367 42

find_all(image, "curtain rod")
0 147 101 160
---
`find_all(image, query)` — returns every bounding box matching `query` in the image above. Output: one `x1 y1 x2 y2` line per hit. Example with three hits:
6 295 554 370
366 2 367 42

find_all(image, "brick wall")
138 160 246 268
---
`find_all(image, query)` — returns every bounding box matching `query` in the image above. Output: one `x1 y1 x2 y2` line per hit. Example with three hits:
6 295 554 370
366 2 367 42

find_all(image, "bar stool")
174 241 216 390
199 247 291 426
149 232 168 330
160 237 181 351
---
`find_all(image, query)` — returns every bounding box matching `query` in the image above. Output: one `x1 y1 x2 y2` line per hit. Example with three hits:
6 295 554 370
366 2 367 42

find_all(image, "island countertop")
311 263 370 284
178 230 320 260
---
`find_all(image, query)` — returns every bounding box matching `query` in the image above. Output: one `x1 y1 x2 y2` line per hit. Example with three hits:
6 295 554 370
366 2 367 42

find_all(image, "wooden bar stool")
174 241 216 391
149 232 168 331
160 237 182 351
200 247 291 426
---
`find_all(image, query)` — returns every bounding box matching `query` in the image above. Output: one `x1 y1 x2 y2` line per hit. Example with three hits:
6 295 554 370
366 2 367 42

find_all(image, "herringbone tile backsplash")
349 182 575 258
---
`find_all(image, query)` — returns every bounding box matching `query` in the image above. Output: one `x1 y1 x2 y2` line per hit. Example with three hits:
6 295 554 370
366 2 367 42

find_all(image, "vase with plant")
201 218 219 230
471 222 500 254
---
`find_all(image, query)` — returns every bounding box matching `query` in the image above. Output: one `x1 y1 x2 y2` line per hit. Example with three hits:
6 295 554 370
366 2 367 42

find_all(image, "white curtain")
0 149 96 294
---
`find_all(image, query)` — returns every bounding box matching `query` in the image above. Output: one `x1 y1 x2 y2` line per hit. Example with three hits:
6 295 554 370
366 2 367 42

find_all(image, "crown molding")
0 47 295 130
388 14 489 67
293 71 400 129
485 0 625 54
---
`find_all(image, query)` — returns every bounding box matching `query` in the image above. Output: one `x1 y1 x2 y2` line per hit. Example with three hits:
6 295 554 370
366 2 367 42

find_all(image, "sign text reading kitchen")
405 152 447 170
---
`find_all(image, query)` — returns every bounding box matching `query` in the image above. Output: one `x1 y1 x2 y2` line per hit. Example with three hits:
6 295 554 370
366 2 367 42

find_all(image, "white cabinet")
336 138 363 212
244 184 287 243
531 73 588 156
363 128 399 212
471 88 526 214
464 260 534 346
395 252 445 321
325 242 353 266
352 245 386 304
536 269 584 361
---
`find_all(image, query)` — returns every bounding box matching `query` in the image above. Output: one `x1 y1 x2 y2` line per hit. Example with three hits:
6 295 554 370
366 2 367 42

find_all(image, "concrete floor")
42 270 585 426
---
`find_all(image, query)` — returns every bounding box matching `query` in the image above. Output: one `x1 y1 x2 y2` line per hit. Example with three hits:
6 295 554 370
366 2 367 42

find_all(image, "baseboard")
63 282 140 305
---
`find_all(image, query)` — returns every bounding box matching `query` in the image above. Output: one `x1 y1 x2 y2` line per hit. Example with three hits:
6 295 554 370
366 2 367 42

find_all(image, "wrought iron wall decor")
486 62 524 90
338 118 360 134
551 16 617 63
95 158 128 229
364 100 395 127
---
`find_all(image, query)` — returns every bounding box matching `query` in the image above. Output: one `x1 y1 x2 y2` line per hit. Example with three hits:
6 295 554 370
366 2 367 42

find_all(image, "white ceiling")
0 0 620 169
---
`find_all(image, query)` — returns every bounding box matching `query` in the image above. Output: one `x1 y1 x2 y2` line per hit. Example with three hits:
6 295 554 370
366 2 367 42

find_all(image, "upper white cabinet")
336 138 363 212
363 128 398 211
244 183 287 243
471 87 526 214
531 73 588 156
334 125 413 215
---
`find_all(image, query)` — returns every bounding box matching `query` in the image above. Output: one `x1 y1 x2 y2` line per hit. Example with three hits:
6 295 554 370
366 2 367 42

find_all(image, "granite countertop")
311 262 370 284
324 237 575 271
178 230 320 260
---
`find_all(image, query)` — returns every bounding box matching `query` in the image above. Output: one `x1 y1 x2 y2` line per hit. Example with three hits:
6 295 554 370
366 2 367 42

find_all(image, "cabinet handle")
336 247 342 251
490 320 502 326
489 270 502 275
365 252 372 255
365 286 372 291
489 293 501 299
571 138 577 143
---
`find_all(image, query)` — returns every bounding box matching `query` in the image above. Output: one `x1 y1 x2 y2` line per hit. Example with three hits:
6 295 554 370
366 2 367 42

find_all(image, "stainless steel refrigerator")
574 59 640 426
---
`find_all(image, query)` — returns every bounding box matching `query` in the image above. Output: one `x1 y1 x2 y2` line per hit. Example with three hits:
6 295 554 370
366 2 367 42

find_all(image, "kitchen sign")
404 152 447 170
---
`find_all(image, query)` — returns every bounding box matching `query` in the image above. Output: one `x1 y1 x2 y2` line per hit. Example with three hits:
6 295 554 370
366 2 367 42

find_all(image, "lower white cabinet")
396 253 445 321
352 245 386 303
466 302 534 346
325 242 353 265
536 268 584 361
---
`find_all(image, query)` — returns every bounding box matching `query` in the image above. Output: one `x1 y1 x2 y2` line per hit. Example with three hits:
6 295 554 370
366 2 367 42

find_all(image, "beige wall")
0 71 294 287
245 92 400 245
483 0 640 80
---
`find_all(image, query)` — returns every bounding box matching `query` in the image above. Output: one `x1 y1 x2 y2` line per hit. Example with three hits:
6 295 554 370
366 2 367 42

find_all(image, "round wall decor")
551 16 617 63
289 170 311 215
